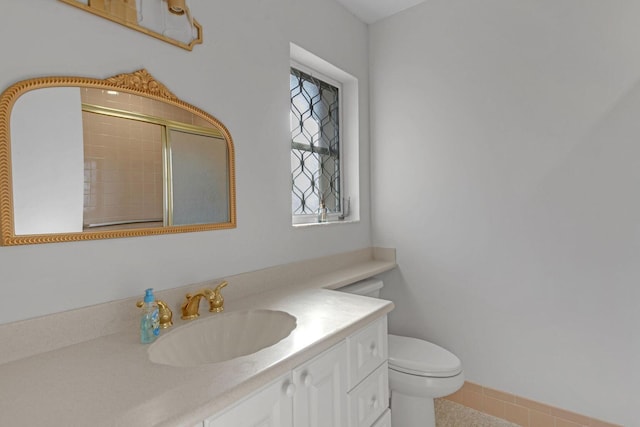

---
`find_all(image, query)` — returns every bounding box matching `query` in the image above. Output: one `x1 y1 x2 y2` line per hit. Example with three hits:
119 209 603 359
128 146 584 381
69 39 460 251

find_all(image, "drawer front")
347 362 389 427
347 316 388 389
371 409 391 427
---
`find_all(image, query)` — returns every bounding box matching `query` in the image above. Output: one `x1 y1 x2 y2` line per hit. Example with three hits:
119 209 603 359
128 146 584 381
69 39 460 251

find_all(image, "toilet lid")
388 334 462 378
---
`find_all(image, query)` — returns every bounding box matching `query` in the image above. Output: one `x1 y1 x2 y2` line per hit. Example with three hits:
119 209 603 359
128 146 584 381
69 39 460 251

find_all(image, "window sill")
292 219 360 228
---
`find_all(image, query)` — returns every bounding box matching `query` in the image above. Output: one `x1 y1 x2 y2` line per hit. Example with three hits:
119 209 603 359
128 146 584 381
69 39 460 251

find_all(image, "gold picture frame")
59 0 203 51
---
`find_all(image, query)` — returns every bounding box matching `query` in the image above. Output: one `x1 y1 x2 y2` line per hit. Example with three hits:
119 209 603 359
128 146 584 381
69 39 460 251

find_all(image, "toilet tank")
338 278 384 298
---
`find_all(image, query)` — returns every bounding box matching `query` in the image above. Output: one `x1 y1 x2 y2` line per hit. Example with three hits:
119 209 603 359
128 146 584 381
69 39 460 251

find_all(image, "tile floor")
436 398 520 427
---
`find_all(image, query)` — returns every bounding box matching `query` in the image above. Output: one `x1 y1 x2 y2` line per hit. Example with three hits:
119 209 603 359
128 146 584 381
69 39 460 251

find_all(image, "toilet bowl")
388 334 464 427
338 279 464 427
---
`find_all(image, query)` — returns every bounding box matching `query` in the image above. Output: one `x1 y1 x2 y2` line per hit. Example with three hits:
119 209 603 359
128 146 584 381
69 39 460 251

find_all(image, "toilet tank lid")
338 278 383 295
388 334 462 378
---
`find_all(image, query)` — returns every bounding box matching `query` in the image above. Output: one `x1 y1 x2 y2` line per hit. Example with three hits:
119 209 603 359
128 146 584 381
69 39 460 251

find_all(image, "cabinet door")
293 341 348 427
204 373 294 427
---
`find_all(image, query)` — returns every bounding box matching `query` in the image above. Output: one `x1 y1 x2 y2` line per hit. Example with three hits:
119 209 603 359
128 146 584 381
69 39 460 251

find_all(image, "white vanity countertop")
0 287 393 427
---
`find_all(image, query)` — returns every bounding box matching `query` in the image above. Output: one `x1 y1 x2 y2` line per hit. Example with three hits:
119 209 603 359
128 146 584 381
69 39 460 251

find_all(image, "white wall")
370 1 640 425
0 0 370 324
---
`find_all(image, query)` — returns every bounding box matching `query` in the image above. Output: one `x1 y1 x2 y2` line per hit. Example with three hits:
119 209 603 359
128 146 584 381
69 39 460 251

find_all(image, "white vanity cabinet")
203 372 294 427
204 344 345 427
346 316 389 427
371 409 391 427
293 341 348 427
203 316 388 427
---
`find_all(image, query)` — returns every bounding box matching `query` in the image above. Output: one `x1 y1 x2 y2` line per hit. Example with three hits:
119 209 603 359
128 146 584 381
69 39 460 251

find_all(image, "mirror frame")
0 69 236 246
58 0 203 51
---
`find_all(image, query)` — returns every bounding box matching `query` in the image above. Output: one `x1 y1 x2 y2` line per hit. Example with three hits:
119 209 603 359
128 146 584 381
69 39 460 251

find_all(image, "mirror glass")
0 70 236 245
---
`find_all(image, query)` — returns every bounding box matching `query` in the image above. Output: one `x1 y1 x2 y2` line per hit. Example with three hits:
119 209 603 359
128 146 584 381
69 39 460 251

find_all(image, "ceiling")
334 0 427 24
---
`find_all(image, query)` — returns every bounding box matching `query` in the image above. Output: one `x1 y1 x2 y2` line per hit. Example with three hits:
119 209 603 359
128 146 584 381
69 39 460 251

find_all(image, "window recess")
290 66 344 224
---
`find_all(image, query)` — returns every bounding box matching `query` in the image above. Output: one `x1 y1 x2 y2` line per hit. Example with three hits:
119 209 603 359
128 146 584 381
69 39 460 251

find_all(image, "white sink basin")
148 309 297 367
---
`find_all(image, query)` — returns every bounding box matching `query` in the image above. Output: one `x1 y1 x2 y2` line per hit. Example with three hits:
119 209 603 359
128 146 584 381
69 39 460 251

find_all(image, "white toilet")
339 278 464 427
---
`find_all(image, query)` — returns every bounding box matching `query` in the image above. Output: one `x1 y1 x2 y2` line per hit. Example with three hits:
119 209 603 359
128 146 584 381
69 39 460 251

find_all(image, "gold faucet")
181 291 208 320
136 299 173 328
181 281 228 320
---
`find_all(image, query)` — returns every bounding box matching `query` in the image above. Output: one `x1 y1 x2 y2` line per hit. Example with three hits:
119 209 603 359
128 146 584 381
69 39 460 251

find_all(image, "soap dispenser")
138 288 160 344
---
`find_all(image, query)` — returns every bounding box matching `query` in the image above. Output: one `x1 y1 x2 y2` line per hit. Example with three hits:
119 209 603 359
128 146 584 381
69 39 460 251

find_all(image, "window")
289 43 359 226
290 66 343 223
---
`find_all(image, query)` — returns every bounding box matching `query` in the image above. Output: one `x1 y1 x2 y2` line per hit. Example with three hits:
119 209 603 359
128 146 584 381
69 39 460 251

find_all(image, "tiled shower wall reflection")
81 88 163 228
82 111 163 227
80 87 221 228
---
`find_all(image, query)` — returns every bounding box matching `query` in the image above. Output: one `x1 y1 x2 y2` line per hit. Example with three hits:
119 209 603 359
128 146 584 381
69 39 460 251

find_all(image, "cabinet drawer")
371 409 391 427
347 316 388 389
347 362 389 427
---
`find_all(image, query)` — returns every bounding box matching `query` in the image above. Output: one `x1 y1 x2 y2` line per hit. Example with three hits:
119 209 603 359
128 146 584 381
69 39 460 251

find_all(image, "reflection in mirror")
81 100 164 231
11 87 85 235
170 130 230 225
0 70 236 245
58 0 203 51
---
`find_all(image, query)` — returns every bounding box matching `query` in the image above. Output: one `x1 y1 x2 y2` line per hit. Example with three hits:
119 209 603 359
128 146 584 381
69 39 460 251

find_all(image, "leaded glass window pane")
290 67 341 217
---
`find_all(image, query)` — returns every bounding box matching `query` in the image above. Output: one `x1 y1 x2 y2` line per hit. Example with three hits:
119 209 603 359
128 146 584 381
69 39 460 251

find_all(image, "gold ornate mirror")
0 70 236 246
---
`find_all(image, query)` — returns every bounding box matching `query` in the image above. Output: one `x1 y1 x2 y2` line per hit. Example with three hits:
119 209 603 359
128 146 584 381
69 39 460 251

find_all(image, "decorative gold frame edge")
0 70 236 246
58 0 203 51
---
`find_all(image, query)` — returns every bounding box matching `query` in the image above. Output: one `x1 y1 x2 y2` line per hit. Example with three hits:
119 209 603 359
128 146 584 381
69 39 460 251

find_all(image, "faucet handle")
156 300 173 328
213 280 228 293
136 299 173 329
208 281 228 313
